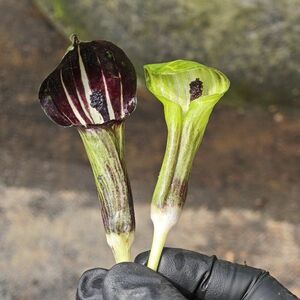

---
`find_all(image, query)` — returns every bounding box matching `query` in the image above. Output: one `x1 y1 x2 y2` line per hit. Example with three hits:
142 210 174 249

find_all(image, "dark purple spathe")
39 38 137 127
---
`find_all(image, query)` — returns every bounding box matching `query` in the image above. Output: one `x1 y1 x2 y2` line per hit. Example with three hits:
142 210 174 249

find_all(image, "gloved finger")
135 248 217 299
135 248 298 300
76 268 108 300
102 262 187 300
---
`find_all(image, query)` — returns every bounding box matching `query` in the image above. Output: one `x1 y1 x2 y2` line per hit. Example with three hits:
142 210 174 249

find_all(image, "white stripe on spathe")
70 50 93 124
95 55 115 120
60 70 87 126
101 69 115 120
78 45 103 124
75 88 93 124
119 72 125 118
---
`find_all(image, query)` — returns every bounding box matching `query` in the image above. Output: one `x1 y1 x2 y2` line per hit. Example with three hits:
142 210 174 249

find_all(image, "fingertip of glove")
245 273 299 300
134 251 150 265
76 268 107 300
103 262 186 300
106 262 153 280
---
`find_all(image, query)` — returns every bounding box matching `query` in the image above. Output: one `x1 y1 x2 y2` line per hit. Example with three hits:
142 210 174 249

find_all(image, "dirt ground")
0 0 299 299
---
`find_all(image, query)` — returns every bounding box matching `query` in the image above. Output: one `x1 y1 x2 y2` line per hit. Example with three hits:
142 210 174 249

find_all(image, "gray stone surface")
35 0 300 105
1 186 299 299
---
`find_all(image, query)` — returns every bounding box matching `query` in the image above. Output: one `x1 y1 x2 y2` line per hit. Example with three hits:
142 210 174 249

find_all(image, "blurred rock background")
0 0 299 299
35 0 300 105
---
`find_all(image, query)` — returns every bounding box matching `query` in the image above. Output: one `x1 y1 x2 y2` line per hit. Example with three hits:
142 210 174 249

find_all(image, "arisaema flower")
39 35 137 263
144 60 230 270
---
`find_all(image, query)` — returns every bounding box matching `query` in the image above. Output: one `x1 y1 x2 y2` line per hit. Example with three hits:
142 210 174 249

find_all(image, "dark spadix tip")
189 78 203 101
39 36 137 127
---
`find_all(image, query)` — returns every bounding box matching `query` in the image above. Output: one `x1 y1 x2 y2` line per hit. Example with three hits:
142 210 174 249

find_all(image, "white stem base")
106 232 134 263
147 205 181 271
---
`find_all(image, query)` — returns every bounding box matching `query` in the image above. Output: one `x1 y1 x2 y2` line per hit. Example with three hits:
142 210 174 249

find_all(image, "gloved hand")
76 248 299 300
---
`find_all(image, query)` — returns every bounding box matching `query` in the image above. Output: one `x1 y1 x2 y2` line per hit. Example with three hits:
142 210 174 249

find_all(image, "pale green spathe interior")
144 60 230 113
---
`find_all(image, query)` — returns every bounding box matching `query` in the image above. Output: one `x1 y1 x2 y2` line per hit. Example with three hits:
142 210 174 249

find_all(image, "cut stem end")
106 232 134 263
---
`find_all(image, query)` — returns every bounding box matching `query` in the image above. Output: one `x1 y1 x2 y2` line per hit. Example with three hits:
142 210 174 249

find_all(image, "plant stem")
106 232 134 263
113 122 125 163
148 103 216 268
148 105 183 270
152 104 182 207
147 205 180 271
147 227 169 271
78 126 135 263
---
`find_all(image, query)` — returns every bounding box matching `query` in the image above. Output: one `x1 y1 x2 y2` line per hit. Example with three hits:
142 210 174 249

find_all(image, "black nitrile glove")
76 248 299 300
76 263 185 300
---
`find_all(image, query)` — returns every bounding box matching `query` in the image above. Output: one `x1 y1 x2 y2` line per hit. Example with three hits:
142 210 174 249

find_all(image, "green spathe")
145 60 230 270
145 60 229 208
144 60 230 112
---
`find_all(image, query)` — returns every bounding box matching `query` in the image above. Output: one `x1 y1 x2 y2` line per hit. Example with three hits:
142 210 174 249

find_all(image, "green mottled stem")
148 105 183 270
168 104 213 202
113 122 125 163
148 102 216 270
147 111 186 270
148 205 181 270
152 104 182 207
78 124 135 263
